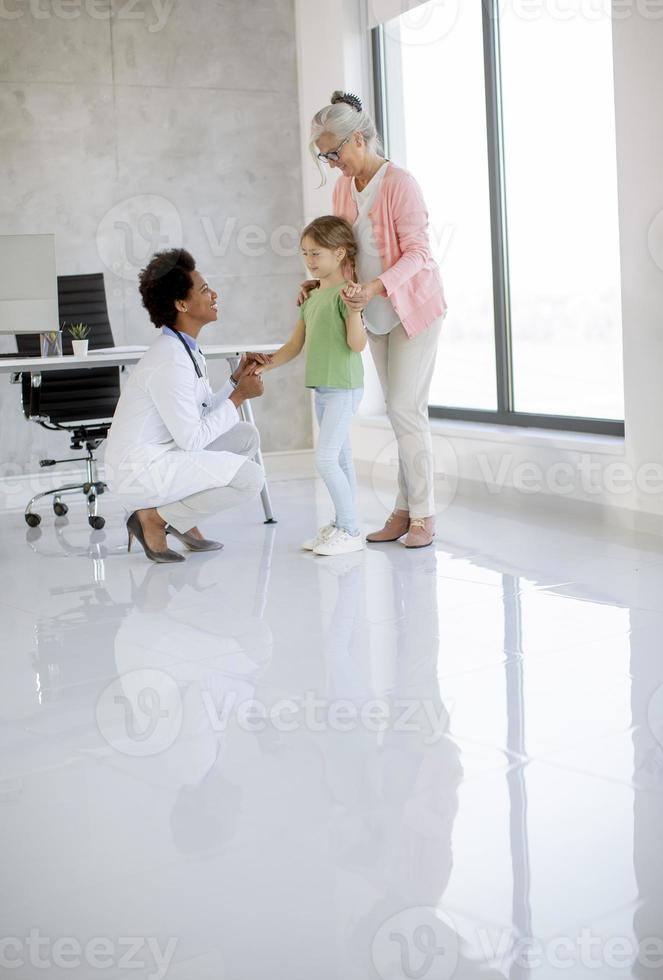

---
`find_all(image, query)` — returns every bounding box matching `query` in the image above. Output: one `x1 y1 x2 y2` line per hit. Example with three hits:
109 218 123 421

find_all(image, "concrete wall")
0 0 309 475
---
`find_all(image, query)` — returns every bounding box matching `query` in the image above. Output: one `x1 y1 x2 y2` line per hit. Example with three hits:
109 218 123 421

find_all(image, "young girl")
259 216 366 556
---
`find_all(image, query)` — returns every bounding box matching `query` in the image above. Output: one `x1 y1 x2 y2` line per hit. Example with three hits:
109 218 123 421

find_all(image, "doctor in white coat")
105 248 270 564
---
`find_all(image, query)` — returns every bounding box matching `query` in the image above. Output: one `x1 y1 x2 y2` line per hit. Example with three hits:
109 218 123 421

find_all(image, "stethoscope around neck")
171 327 210 408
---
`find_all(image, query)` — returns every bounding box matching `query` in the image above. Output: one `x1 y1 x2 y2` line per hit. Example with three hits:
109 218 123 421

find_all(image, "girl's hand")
341 282 375 313
232 352 272 382
241 351 272 369
297 279 319 307
342 282 363 300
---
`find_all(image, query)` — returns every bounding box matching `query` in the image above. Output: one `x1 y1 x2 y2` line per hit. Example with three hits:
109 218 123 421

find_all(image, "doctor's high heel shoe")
126 511 185 564
165 525 224 552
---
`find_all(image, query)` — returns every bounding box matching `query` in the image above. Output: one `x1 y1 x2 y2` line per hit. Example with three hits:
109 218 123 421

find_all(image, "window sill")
356 413 625 457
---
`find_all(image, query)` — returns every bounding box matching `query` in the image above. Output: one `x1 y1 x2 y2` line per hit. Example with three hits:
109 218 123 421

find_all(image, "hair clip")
333 91 363 113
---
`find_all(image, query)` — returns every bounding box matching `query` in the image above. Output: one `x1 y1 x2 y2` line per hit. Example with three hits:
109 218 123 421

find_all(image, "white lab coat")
105 332 245 510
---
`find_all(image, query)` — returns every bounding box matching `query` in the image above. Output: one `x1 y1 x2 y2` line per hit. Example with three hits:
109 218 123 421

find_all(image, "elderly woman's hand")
297 279 319 307
341 279 385 311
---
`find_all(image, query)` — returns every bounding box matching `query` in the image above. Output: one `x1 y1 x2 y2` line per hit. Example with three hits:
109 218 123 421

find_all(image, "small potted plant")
67 323 90 357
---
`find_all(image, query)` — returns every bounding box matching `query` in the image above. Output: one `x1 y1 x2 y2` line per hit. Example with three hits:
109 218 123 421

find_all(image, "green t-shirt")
301 283 364 390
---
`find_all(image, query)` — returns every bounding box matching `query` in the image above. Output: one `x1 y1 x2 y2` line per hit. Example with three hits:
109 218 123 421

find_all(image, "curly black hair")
138 249 196 329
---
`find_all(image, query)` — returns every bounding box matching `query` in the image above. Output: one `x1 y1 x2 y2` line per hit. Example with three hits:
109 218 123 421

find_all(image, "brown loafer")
366 509 410 543
403 517 435 549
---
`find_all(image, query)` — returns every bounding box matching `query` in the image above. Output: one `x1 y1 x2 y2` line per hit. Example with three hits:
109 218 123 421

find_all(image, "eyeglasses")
317 136 350 163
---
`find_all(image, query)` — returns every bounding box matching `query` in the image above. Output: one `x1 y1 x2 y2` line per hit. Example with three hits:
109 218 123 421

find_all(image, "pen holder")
40 331 63 357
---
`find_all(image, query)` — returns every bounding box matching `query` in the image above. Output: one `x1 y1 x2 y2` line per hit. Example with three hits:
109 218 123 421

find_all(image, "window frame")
371 1 624 437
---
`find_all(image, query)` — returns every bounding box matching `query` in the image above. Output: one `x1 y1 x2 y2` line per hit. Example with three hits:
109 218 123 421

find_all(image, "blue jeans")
314 387 363 535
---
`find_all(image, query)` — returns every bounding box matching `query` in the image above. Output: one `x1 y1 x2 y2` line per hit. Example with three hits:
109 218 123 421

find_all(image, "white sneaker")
302 522 336 551
313 528 365 556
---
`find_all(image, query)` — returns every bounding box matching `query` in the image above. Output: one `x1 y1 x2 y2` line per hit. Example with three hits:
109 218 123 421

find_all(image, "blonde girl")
259 216 366 556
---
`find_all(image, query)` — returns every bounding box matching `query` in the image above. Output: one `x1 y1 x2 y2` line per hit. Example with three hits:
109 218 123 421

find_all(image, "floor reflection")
1 488 663 978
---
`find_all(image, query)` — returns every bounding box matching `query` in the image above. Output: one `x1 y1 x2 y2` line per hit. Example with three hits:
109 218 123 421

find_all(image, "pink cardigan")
332 162 447 338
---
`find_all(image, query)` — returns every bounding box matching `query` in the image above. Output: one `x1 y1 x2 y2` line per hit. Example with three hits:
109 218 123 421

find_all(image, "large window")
374 0 624 434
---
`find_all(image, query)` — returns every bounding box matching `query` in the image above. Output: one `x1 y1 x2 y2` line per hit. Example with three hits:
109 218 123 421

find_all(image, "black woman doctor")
105 249 270 564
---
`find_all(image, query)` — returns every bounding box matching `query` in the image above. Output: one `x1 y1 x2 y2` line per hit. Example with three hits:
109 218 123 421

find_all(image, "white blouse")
351 162 400 336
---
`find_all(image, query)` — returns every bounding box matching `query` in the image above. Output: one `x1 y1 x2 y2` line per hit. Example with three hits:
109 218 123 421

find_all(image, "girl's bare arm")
257 319 306 372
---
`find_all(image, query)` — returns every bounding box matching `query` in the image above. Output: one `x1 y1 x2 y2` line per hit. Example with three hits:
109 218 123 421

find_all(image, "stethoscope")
171 328 211 410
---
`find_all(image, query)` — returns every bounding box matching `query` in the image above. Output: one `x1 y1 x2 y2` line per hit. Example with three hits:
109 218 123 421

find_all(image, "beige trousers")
368 317 443 520
157 422 264 533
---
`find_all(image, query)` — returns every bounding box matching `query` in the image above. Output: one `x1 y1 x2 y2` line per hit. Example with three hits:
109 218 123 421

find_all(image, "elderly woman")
307 91 447 549
105 249 266 564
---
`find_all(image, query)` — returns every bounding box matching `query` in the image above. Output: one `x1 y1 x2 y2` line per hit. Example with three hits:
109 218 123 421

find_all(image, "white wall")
296 0 663 535
611 5 663 526
295 0 387 423
295 0 373 222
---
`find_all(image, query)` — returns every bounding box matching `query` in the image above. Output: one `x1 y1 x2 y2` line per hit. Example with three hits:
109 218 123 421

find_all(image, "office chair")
16 273 120 529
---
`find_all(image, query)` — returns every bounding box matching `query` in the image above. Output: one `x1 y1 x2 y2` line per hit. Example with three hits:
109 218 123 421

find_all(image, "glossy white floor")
1 475 663 980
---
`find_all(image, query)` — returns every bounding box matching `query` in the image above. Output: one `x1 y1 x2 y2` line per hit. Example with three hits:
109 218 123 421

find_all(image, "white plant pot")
72 339 89 357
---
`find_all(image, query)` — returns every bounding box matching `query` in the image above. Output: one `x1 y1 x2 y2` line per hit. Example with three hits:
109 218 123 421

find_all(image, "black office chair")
16 273 120 529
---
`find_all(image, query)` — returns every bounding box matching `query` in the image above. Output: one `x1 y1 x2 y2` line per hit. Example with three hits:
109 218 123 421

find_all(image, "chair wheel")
25 513 41 527
53 502 68 517
88 516 105 530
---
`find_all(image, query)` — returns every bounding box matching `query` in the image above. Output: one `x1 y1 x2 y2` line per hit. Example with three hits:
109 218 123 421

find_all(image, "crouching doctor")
105 248 270 564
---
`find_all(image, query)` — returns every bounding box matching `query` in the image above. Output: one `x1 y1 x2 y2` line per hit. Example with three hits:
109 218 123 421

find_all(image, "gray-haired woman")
304 91 447 549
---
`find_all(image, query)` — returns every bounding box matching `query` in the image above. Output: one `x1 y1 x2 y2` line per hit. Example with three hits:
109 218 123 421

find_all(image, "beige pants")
157 422 264 532
368 318 443 520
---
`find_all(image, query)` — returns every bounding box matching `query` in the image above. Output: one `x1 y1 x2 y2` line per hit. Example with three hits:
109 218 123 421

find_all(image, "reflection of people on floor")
315 549 506 978
105 557 274 877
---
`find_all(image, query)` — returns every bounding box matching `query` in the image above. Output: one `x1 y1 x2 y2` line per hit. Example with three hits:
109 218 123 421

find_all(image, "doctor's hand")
232 352 272 383
244 351 272 368
229 371 264 408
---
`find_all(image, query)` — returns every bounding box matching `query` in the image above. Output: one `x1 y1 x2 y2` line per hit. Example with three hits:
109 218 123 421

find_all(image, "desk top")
0 343 280 374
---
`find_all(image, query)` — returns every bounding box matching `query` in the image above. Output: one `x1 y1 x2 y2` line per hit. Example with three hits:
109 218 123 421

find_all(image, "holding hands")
341 279 384 311
234 371 264 400
340 281 365 310
233 352 272 378
229 352 273 401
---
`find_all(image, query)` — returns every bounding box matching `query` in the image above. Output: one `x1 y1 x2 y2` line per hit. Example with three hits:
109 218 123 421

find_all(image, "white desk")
0 343 278 374
2 342 281 524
